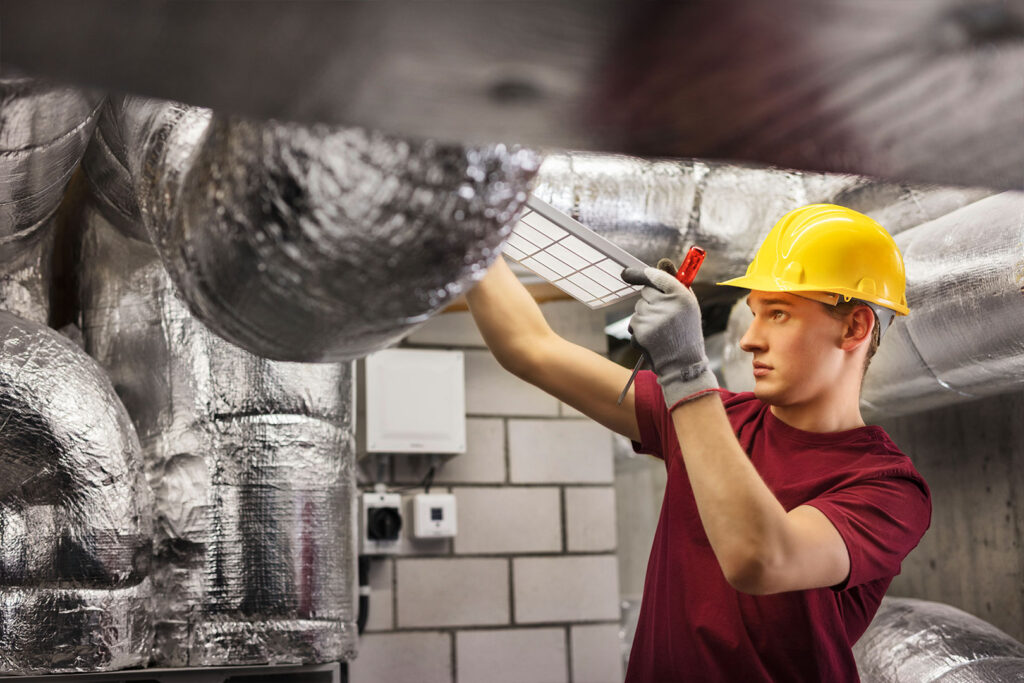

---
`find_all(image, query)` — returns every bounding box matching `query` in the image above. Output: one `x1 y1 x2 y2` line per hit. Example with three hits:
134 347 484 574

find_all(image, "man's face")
739 291 846 406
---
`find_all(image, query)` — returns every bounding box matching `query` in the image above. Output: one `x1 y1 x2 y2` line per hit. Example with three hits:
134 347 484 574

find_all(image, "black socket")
367 506 402 541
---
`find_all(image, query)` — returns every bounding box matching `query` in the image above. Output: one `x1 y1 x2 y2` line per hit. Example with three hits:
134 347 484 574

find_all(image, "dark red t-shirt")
626 371 931 682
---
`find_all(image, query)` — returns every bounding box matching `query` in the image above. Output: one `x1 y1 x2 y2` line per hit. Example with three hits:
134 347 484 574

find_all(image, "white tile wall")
465 351 560 417
508 419 614 484
571 624 624 683
396 558 509 628
349 631 452 683
453 487 562 554
565 487 618 552
560 401 587 418
514 555 620 623
456 628 568 683
394 418 506 484
407 300 608 353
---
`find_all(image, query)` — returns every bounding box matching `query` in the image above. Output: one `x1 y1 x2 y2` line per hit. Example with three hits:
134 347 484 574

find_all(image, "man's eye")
770 310 788 321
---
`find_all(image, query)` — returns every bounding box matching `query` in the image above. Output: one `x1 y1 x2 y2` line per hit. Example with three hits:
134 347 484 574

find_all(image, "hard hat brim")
717 274 909 316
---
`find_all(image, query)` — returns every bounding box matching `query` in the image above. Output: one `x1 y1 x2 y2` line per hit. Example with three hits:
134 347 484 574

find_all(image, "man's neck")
768 391 866 434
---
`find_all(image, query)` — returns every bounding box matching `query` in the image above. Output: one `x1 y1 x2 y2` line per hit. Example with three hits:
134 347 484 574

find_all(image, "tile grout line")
565 625 574 683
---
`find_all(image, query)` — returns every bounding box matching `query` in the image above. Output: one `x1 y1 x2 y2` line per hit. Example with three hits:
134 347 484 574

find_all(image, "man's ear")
840 306 874 351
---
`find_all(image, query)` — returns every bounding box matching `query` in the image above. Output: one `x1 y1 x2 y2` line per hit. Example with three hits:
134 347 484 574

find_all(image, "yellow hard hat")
717 204 909 316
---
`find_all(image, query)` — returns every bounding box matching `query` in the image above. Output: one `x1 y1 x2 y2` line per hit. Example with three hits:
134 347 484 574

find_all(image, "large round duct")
533 152 992 306
854 597 1024 682
861 192 1024 417
0 310 153 674
79 202 357 666
95 95 539 362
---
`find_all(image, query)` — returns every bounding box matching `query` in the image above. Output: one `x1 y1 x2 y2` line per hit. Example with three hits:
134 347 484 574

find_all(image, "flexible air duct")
860 192 1024 417
0 76 102 322
98 95 538 362
78 196 357 666
533 152 993 290
0 311 153 674
854 597 1024 682
719 192 1024 416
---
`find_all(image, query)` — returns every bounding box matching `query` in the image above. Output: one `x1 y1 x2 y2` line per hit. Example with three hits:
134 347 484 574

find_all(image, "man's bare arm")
671 396 851 594
466 256 640 442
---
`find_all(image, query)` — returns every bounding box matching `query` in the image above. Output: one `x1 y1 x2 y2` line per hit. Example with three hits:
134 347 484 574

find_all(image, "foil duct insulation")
77 191 357 667
533 152 993 284
0 77 102 322
0 310 153 674
99 95 539 362
720 192 1024 417
854 597 1024 682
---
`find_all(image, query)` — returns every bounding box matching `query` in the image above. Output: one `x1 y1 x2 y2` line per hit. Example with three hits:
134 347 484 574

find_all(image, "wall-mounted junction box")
363 348 466 455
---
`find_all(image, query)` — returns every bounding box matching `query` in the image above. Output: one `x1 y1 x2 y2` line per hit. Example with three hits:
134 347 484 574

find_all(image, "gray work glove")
621 266 719 411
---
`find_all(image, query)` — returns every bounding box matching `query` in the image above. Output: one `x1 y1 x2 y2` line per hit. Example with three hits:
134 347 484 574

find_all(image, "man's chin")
752 382 784 406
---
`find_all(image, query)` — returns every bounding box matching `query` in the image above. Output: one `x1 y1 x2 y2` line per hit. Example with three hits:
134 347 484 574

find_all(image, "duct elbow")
0 311 153 674
102 96 540 362
854 597 1024 681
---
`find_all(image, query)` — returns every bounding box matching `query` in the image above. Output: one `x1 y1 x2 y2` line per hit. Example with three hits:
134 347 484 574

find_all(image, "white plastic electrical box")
365 349 466 454
411 493 457 538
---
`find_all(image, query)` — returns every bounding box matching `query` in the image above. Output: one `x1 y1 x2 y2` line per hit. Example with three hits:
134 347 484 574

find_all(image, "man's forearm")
670 395 792 592
465 256 554 377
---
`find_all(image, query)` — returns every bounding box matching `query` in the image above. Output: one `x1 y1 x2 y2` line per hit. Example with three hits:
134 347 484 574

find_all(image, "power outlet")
361 491 403 555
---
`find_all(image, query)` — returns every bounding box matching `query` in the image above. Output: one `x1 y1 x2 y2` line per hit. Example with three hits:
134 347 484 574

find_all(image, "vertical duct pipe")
0 76 102 323
0 311 153 674
78 197 357 666
854 597 1024 682
105 95 539 362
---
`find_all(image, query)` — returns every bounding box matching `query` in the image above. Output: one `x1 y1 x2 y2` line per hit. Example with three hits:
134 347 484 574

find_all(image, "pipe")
853 597 1024 682
97 95 538 362
533 152 993 303
0 310 153 674
0 76 103 322
78 200 357 667
860 192 1024 417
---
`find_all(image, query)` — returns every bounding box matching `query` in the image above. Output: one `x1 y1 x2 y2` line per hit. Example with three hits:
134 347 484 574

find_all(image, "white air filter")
503 197 646 309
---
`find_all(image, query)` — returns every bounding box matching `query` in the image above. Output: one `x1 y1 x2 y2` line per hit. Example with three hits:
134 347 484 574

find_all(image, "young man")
466 204 930 681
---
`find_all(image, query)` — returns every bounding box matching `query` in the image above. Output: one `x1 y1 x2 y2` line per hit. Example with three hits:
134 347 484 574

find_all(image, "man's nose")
739 320 765 353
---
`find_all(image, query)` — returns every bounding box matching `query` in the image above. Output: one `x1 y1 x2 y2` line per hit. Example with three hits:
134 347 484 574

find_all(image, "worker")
465 203 931 681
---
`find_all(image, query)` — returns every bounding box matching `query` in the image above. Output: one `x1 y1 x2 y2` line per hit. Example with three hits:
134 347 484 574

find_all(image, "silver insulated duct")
78 188 357 667
0 76 102 323
860 192 1024 417
532 151 993 292
854 597 1024 682
0 311 153 674
104 95 539 362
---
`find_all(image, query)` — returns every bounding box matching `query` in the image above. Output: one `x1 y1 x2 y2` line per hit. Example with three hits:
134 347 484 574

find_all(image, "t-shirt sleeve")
805 470 931 590
631 371 740 461
631 370 666 460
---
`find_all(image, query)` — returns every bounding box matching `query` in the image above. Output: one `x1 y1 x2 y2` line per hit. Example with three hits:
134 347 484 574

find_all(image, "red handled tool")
616 246 706 405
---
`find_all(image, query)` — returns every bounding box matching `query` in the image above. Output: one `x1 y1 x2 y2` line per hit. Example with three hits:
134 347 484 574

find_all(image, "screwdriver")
616 246 707 405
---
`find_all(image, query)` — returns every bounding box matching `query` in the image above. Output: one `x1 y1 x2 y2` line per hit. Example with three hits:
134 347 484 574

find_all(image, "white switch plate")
411 493 457 539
